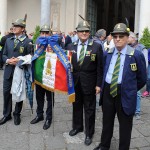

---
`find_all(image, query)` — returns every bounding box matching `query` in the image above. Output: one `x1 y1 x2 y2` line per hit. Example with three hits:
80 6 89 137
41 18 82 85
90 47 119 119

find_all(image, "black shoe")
43 120 51 130
30 116 44 124
93 145 102 150
0 116 12 125
14 115 21 125
84 136 92 146
69 129 83 136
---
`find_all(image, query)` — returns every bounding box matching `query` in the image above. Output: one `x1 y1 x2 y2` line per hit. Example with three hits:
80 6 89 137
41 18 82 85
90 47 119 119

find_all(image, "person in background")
0 32 2 69
28 32 34 40
93 29 106 51
64 32 72 49
61 32 66 44
94 23 146 150
142 48 150 97
128 31 148 120
104 34 114 51
0 27 14 69
71 30 78 43
56 30 65 49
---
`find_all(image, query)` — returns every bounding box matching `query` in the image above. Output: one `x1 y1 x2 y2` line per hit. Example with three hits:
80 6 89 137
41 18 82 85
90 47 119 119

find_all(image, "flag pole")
51 92 54 136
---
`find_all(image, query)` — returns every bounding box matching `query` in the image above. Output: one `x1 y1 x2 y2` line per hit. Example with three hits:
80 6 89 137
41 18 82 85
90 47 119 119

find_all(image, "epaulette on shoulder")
88 39 93 46
107 48 114 53
28 42 33 45
126 46 135 56
129 50 134 56
10 37 15 40
19 36 26 42
74 41 78 45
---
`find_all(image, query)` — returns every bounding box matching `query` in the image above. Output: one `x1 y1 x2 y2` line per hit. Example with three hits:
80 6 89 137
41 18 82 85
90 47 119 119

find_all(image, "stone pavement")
0 70 150 150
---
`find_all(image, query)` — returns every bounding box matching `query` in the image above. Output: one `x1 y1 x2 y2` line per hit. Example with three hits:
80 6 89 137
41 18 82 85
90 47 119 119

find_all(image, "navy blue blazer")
3 36 33 79
101 45 147 115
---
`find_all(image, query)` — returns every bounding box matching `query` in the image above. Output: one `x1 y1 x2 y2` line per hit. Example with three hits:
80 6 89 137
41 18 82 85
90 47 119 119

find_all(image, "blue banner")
48 35 75 102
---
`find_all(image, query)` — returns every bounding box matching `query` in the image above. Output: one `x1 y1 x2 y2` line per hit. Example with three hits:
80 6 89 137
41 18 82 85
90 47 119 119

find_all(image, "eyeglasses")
113 35 125 39
78 30 89 33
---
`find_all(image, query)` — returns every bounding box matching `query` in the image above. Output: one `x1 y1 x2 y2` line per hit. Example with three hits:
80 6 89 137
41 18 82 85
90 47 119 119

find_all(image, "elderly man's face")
113 34 129 51
77 30 90 42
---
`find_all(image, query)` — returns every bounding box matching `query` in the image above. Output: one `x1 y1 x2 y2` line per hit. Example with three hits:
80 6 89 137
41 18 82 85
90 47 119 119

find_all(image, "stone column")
75 0 86 26
41 0 50 26
0 0 7 36
138 0 150 38
134 0 140 33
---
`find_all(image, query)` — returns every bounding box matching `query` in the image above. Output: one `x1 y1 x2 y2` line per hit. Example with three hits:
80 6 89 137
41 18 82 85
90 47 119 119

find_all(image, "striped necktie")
14 38 19 48
79 43 85 66
110 52 121 97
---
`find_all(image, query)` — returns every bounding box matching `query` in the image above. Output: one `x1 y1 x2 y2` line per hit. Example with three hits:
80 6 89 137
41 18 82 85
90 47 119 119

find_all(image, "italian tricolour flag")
34 51 74 102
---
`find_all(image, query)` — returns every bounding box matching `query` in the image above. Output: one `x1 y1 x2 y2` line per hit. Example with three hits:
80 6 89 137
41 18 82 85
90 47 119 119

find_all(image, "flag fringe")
34 80 75 103
35 80 55 92
32 82 35 90
68 93 75 103
54 89 67 94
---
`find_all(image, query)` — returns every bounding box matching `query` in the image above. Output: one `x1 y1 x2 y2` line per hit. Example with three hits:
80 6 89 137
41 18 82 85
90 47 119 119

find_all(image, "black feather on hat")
76 14 90 31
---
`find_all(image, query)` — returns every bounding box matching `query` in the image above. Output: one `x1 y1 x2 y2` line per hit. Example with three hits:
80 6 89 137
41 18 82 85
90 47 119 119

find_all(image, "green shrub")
139 27 150 49
32 25 40 44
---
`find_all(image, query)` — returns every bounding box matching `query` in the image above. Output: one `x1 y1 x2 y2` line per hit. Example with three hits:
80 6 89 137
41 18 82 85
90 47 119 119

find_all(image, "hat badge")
83 21 86 27
117 24 121 29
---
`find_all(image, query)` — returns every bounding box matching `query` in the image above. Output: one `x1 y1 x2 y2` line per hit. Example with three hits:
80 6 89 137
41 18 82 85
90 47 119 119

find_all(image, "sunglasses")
113 35 125 39
13 25 23 28
41 31 49 34
78 30 89 33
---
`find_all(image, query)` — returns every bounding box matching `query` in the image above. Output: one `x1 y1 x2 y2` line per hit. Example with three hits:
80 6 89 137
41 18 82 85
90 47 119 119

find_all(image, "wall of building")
6 0 86 35
51 0 86 34
7 0 41 34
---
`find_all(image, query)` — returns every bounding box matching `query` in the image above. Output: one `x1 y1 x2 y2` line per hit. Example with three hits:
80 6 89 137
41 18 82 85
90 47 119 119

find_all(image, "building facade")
0 0 149 38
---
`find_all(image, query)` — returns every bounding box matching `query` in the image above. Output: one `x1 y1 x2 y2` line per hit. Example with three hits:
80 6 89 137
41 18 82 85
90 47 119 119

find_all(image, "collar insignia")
88 40 93 46
107 48 113 53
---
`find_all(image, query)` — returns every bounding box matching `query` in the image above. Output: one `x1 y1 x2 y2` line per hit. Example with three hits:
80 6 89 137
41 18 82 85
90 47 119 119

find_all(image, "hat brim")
111 31 129 35
40 30 50 32
12 23 25 27
76 27 90 31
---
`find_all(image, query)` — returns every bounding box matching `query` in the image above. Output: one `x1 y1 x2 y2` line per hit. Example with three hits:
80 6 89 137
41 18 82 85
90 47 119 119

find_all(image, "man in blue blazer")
94 23 146 150
0 18 33 126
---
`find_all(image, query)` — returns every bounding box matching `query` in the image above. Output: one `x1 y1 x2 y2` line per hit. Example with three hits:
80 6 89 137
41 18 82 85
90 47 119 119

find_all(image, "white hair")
129 31 138 40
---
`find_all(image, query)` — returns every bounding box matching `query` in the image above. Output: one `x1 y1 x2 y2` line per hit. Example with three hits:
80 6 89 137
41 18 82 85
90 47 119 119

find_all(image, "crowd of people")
0 16 148 150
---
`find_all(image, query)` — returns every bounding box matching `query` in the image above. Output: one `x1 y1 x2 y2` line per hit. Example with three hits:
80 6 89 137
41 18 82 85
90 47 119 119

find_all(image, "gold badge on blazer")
91 54 96 61
130 63 137 71
19 47 24 53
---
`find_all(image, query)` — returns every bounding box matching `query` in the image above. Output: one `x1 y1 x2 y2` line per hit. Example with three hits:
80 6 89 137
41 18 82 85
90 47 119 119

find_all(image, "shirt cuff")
6 59 10 65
